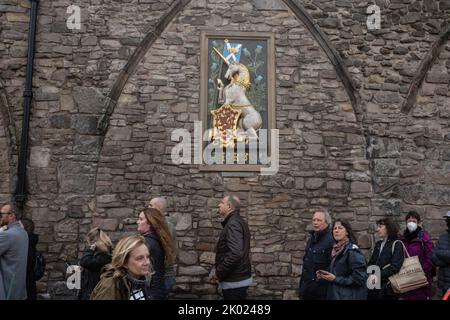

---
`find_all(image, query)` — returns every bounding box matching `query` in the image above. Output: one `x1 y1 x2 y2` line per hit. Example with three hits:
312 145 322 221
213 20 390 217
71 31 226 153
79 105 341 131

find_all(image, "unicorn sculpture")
213 47 262 142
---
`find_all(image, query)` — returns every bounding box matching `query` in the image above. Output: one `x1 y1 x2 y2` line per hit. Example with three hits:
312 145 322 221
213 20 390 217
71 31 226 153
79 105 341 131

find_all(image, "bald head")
1 203 20 226
148 197 167 215
227 194 241 211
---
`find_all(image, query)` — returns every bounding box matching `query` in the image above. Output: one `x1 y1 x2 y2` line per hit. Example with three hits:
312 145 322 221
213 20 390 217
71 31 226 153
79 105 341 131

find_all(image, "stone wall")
0 0 449 299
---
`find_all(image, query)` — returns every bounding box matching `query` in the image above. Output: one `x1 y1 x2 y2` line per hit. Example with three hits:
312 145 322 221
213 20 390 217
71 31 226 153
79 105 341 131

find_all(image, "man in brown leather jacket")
210 194 252 300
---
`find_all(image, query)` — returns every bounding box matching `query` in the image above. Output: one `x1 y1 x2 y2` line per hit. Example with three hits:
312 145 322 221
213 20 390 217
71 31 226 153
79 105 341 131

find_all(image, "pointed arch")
281 0 361 117
97 0 193 137
401 25 450 114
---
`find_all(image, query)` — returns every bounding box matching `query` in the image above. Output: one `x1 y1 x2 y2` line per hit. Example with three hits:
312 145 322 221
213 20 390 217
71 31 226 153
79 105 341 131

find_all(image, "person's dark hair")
333 219 358 245
21 217 35 234
405 211 421 222
376 217 399 239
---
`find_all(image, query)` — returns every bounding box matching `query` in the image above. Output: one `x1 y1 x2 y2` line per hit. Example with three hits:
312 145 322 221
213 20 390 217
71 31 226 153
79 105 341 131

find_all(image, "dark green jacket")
90 270 131 300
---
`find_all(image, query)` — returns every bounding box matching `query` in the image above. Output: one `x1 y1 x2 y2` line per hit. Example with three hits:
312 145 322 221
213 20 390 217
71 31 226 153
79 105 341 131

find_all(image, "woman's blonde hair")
87 227 113 254
108 235 151 279
141 208 176 265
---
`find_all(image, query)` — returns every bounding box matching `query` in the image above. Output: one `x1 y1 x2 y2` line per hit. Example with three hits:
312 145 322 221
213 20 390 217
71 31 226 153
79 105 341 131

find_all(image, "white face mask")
407 221 418 232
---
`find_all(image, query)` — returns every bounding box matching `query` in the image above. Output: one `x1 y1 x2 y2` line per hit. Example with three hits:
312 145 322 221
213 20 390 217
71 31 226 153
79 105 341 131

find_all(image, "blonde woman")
91 235 152 300
78 227 113 300
137 208 176 300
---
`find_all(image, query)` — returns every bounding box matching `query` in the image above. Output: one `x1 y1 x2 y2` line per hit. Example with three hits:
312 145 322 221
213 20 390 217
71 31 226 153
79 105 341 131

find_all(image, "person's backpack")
34 251 46 281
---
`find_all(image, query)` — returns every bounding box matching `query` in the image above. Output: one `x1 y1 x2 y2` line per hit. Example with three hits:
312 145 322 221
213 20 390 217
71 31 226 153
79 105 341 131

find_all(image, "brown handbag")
388 240 428 294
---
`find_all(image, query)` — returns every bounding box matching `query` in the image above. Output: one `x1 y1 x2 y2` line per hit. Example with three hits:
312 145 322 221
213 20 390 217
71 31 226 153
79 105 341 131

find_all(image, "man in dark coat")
298 210 334 300
210 194 252 300
432 211 450 298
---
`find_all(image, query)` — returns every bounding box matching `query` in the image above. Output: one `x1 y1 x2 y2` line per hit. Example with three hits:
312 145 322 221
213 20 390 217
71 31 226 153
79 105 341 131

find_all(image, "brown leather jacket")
215 211 252 282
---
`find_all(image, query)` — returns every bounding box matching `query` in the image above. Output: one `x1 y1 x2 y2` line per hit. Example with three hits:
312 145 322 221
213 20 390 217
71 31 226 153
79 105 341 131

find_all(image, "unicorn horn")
213 47 230 66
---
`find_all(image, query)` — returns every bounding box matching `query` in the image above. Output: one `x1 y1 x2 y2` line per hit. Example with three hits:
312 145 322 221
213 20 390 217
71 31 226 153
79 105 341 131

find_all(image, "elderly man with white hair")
298 209 334 300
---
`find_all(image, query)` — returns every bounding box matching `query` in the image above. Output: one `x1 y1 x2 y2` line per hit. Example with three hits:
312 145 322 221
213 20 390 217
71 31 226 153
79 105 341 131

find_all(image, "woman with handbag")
368 217 405 300
399 211 435 300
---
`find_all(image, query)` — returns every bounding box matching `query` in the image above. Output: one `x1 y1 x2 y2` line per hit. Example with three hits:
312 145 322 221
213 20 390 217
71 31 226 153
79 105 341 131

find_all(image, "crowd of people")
299 209 450 300
1 196 450 300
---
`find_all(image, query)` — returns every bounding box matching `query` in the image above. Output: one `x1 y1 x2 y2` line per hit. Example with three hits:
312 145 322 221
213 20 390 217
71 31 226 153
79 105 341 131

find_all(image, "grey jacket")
0 221 29 300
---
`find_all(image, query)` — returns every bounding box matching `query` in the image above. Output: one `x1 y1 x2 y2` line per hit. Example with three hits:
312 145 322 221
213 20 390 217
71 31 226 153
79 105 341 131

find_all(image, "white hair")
315 209 332 225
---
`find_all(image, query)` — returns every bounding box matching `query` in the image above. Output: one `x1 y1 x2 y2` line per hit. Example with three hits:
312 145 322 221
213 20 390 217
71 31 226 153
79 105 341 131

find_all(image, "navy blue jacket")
298 227 334 299
144 233 166 300
326 242 368 300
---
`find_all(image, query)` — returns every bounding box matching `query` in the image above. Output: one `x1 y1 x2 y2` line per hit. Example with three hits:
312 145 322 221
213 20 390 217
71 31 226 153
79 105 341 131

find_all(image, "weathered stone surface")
30 147 51 168
305 144 325 157
176 213 192 231
253 0 288 10
305 178 324 190
108 127 132 141
55 219 79 233
92 218 119 231
73 87 106 114
73 135 101 154
350 182 372 193
1 0 448 301
50 114 71 129
71 115 98 134
178 266 209 276
179 251 199 265
374 159 400 177
199 252 215 264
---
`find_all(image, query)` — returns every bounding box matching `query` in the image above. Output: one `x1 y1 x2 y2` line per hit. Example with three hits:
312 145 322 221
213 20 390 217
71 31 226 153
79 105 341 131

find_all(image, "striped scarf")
331 239 349 261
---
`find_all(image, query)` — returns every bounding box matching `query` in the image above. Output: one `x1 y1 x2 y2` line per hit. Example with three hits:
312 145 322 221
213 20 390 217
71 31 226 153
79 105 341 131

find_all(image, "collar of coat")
309 226 331 242
221 210 240 227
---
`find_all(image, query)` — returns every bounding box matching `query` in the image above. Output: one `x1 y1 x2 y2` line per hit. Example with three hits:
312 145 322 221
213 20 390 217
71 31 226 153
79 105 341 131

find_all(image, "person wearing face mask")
399 211 435 300
431 211 450 299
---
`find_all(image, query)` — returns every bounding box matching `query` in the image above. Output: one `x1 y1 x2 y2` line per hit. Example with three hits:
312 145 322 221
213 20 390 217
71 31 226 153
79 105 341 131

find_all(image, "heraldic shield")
210 104 242 147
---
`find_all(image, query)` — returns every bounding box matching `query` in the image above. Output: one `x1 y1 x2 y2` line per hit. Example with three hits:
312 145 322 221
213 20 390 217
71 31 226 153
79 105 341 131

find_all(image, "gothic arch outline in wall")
401 25 450 114
0 78 19 200
92 0 370 218
97 0 363 143
281 0 361 118
97 0 193 138
90 0 375 299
